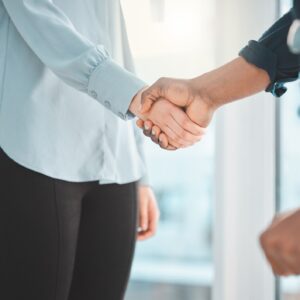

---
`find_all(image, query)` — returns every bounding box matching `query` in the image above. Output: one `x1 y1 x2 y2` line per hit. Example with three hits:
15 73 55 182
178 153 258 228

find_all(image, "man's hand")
137 78 215 149
138 57 271 149
130 87 206 149
260 208 300 276
141 77 215 127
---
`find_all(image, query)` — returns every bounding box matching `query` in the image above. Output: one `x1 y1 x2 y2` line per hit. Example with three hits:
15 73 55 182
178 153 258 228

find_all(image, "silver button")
104 101 111 109
90 90 98 99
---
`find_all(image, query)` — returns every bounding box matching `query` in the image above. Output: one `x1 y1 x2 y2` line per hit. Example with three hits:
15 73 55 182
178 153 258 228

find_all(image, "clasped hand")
131 77 216 150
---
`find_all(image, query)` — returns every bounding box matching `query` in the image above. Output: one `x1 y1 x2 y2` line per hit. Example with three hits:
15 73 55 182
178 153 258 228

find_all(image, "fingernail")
152 129 156 136
144 124 150 130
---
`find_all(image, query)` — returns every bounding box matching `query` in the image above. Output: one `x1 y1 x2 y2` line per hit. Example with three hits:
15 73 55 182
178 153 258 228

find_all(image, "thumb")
140 98 155 114
140 85 162 114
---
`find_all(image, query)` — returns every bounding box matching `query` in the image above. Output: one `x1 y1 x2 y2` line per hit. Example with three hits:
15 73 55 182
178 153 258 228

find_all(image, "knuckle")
159 77 168 83
142 90 150 100
260 232 277 249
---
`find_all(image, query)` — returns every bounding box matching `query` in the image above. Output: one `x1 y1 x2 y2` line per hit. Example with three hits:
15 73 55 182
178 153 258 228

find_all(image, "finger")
167 136 184 149
150 125 161 144
164 146 178 150
147 203 159 237
142 120 154 137
136 119 145 129
157 133 183 150
278 246 300 275
143 129 152 137
265 251 291 276
164 114 203 144
138 218 158 241
144 120 154 131
280 256 300 275
156 133 180 151
141 199 160 240
158 133 169 148
263 243 292 276
162 123 196 147
260 234 288 275
160 126 184 146
171 110 207 136
151 125 161 140
140 86 161 113
139 202 148 233
140 99 155 114
138 219 158 240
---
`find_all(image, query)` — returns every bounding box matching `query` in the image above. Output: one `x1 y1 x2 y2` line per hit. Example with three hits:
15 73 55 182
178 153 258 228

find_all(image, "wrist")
191 57 271 111
129 86 148 118
189 75 220 112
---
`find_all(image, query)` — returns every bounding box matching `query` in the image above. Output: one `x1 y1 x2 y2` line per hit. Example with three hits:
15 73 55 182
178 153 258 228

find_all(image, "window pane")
122 0 216 299
279 1 300 299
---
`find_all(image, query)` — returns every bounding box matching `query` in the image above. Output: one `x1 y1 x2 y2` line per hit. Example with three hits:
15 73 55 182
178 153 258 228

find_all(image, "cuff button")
90 90 98 99
104 101 111 109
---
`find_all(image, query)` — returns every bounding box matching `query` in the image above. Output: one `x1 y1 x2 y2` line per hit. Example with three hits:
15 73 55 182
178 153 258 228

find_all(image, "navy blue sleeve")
239 10 300 97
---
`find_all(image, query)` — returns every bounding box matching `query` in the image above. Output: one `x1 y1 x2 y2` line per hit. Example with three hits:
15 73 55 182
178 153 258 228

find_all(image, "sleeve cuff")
239 40 278 83
87 58 146 120
239 40 292 97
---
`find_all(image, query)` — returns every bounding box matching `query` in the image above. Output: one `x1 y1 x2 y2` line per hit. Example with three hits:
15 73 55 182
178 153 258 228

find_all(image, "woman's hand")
136 119 177 150
138 99 205 149
137 186 160 241
130 88 205 149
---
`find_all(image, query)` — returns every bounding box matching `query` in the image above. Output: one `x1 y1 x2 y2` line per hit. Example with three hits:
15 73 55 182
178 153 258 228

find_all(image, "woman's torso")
0 0 146 184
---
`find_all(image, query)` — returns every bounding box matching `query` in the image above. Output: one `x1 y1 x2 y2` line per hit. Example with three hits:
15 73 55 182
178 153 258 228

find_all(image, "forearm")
191 57 271 110
3 0 146 120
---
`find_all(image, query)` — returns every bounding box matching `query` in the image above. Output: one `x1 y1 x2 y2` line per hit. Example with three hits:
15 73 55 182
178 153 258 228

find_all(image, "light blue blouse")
0 0 149 184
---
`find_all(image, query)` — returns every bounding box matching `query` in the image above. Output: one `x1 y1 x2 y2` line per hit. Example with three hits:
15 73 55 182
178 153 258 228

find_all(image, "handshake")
129 77 216 150
129 57 270 150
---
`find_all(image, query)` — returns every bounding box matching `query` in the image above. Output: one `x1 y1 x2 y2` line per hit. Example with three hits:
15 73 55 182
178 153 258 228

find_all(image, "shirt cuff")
239 40 291 97
87 58 146 120
239 40 278 82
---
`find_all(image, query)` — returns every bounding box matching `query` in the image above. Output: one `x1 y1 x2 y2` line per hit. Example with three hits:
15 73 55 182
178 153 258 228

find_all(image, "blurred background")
121 0 300 299
122 0 215 299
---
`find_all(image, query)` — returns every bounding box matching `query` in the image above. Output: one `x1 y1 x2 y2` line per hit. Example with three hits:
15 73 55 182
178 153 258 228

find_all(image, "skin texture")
138 57 271 149
130 87 206 149
137 186 160 241
260 209 300 276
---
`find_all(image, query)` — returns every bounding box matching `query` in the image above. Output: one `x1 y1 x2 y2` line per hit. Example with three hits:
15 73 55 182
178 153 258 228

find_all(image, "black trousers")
0 148 138 300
